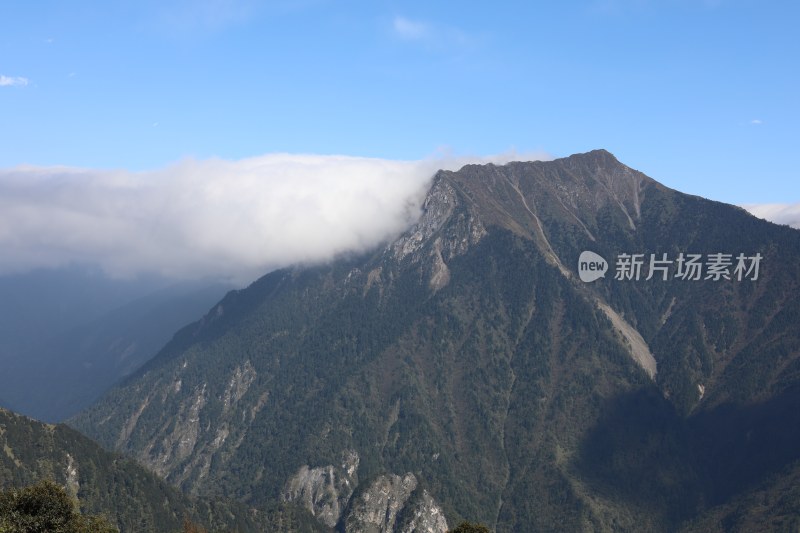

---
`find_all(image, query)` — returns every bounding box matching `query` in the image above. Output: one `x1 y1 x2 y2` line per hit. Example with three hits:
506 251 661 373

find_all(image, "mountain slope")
0 407 274 532
679 458 800 532
72 150 800 531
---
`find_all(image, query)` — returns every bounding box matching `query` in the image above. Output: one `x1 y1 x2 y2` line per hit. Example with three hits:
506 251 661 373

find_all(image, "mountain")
0 277 232 422
0 407 277 532
679 459 800 532
72 150 800 532
0 267 165 359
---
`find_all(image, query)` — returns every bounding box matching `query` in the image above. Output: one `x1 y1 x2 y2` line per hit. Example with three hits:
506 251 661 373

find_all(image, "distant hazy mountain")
0 268 232 422
0 266 166 358
72 151 800 532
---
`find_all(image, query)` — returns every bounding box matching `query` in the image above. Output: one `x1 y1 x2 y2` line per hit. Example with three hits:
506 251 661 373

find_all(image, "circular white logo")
578 251 608 282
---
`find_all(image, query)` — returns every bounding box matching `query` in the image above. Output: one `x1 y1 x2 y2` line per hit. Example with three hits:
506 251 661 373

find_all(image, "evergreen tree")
0 480 117 533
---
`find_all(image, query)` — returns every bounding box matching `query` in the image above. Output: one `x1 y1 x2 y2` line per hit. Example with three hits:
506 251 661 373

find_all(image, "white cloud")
742 203 800 229
0 76 29 87
393 16 429 40
391 15 475 50
0 151 549 284
750 119 763 125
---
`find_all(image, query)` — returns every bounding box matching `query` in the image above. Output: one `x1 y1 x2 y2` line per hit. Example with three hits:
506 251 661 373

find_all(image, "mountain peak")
565 147 619 163
388 149 654 288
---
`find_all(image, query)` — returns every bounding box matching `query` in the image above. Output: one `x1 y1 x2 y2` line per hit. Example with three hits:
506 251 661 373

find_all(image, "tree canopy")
0 480 117 533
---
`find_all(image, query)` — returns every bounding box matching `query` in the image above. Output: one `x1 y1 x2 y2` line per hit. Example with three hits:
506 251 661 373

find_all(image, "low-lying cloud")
742 203 800 230
0 151 547 283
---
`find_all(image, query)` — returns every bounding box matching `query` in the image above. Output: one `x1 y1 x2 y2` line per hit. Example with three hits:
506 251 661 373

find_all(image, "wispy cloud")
393 16 429 40
743 203 800 229
750 119 763 125
151 0 322 39
154 0 258 36
0 151 549 283
0 76 29 87
390 15 476 50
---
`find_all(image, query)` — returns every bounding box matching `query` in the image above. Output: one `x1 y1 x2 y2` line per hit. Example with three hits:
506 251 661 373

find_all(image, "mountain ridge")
72 150 800 532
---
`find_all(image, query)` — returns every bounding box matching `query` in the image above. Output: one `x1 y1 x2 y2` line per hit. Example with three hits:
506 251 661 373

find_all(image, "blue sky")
0 1 797 221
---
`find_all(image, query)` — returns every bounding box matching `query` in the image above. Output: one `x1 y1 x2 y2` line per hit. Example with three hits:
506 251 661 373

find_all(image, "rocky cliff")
282 450 448 532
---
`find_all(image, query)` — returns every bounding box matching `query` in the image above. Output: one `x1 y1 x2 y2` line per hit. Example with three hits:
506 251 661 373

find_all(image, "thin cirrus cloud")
0 151 549 284
0 76 29 87
391 15 474 49
393 16 430 40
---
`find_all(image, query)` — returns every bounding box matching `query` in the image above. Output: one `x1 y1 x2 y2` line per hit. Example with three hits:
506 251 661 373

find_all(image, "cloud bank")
0 152 548 283
742 203 800 230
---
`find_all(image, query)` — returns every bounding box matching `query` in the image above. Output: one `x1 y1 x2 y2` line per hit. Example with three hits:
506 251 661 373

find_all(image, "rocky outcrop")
345 473 448 533
283 450 359 527
391 177 458 263
344 473 418 533
64 453 80 499
283 452 447 533
397 490 449 533
390 174 486 292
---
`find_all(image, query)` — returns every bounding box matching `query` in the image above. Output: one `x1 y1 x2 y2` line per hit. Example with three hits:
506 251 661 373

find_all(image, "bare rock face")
390 174 486 292
343 472 448 533
283 451 447 533
344 473 418 533
396 490 449 533
282 450 360 527
391 178 458 263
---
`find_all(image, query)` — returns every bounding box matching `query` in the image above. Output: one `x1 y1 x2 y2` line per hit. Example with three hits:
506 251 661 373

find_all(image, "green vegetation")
0 480 117 533
448 522 491 533
0 408 267 532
